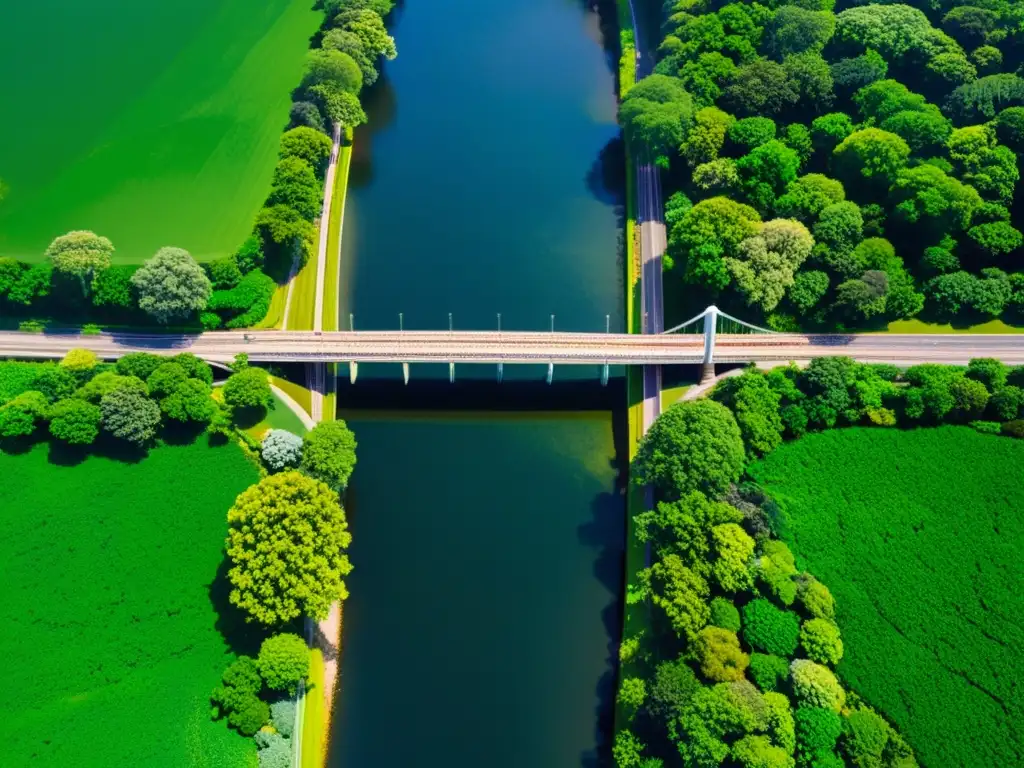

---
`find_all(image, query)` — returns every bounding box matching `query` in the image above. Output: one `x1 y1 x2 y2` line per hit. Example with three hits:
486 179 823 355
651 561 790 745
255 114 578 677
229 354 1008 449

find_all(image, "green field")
2 440 259 766
749 427 1024 768
0 0 319 263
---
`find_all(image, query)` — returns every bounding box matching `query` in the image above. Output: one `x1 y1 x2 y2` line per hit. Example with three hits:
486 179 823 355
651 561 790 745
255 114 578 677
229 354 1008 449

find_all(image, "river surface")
329 0 626 765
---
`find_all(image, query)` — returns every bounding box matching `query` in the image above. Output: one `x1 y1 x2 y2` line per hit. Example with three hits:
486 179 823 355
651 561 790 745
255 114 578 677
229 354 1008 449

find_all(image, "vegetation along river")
329 0 627 765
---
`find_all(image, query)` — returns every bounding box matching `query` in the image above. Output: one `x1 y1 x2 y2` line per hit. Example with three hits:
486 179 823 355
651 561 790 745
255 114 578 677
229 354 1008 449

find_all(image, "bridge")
4 306 1024 380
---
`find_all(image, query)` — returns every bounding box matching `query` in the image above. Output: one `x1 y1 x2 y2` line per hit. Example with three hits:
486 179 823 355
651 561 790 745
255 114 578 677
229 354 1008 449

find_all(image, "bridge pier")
449 362 455 384
700 363 716 384
402 362 410 385
547 363 554 385
497 362 503 383
601 363 609 387
349 362 358 385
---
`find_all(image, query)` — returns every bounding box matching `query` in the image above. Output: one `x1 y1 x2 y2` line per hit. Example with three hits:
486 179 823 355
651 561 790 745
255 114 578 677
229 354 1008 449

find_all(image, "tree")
727 218 813 312
48 398 101 445
775 174 845 222
830 50 887 98
302 48 362 96
835 271 889 320
132 247 212 324
262 429 304 471
639 554 711 641
972 45 1002 76
949 376 990 419
728 117 777 151
736 140 801 211
925 271 980 315
749 653 790 692
161 379 215 423
813 202 863 277
60 348 99 375
648 656 701 723
947 124 1019 204
620 75 694 167
115 352 164 380
800 618 844 666
968 221 1023 257
679 52 737 106
833 5 950 62
257 633 310 694
634 400 745 499
146 362 188 398
91 265 136 311
742 599 800 656
833 128 910 187
943 6 998 48
100 388 161 446
795 707 843 765
280 127 333 177
612 730 646 768
45 230 113 297
994 107 1024 152
712 367 785 454
783 51 835 112
711 523 756 593
310 87 367 130
790 270 830 312
764 6 836 57
634 490 742 570
32 365 77 402
618 677 647 719
332 8 397 62
267 157 321 220
854 79 931 123
732 735 792 768
890 164 981 235
966 357 1007 391
880 109 951 154
681 107 734 167
322 27 379 86
301 419 358 490
256 205 317 270
710 597 741 631
695 627 750 682
798 576 836 620
222 367 273 410
790 659 845 712
946 73 1024 123
76 371 147 402
0 391 48 438
669 196 761 289
290 100 326 133
842 706 914 768
723 58 799 116
226 471 353 625
7 261 52 305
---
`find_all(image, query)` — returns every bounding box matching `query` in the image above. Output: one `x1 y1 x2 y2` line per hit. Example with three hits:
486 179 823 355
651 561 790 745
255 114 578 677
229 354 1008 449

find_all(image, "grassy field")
300 649 326 768
2 440 259 766
749 427 1024 768
0 0 319 263
323 134 353 332
886 317 1024 334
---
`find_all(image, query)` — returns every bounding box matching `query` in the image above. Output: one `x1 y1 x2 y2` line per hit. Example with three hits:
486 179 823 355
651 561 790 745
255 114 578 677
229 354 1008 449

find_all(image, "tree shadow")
208 558 267 659
160 419 208 446
47 440 90 466
587 136 627 210
232 405 268 430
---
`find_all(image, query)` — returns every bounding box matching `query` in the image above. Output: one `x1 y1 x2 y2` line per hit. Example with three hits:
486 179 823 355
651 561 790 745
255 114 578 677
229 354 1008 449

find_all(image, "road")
4 330 1024 366
626 0 667 433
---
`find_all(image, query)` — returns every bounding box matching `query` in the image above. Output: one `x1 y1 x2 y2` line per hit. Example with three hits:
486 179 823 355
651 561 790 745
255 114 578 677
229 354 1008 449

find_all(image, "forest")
622 0 1024 329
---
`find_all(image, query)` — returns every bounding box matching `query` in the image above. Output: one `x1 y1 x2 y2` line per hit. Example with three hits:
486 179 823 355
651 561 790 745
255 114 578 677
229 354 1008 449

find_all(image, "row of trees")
621 0 1024 329
616 355 1024 766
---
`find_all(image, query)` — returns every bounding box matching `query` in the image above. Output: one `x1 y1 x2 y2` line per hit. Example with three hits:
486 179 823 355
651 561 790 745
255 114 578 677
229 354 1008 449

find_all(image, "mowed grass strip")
0 0 320 263
1 440 259 767
748 427 1024 768
323 136 353 333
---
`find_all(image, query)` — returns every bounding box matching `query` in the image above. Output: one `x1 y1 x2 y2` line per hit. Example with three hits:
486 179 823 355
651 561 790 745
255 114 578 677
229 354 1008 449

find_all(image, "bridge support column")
601 363 609 387
701 305 718 384
402 362 410 385
547 363 554 385
497 362 503 384
449 362 455 384
349 362 358 385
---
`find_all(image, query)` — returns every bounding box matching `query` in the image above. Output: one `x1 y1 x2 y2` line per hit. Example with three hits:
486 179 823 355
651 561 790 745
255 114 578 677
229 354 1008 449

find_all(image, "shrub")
966 358 1007 391
76 372 147 402
258 633 310 694
757 540 798 605
617 677 647 718
32 366 77 402
647 656 701 723
949 377 990 420
170 353 213 385
795 706 843 764
270 698 295 737
0 391 48 438
790 659 845 711
222 656 262 694
970 420 1003 434
711 523 755 593
48 399 102 445
100 388 161 446
257 731 291 768
841 706 915 768
207 268 276 329
641 554 711 641
161 379 215 423
749 653 790 692
147 363 188 399
797 576 835 620
228 692 269 736
634 400 745 499
301 419 358 490
612 729 646 768
800 618 844 666
988 386 1023 420
694 627 750 682
262 429 304 471
732 734 791 768
1001 419 1024 437
206 256 242 289
60 348 99 374
223 367 273 410
742 599 800 656
709 597 741 631
115 352 164 381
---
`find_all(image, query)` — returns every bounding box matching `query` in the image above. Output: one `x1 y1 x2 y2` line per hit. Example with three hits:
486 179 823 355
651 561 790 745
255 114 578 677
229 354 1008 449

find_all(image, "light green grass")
659 383 692 409
255 283 290 330
886 317 1024 334
749 427 1024 768
1 440 259 766
300 648 326 768
241 389 309 440
285 256 319 331
0 0 320 263
323 134 353 332
270 374 313 422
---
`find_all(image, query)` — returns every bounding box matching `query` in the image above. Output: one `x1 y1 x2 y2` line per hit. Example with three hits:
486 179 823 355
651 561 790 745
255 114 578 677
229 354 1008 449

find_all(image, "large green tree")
131 247 212 324
620 75 694 167
301 419 358 491
45 230 114 298
226 471 353 625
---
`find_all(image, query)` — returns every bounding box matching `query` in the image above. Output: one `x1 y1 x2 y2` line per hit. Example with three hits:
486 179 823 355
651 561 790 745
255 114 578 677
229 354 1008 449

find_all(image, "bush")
749 653 790 692
48 399 102 445
757 540 798 606
709 597 741 631
634 400 746 499
617 677 647 718
742 599 800 656
301 419 358 490
970 420 1003 434
988 386 1023 420
790 659 845 712
32 366 77 402
711 523 755 593
1001 419 1024 437
732 734 791 768
115 352 164 381
262 429 304 471
0 391 48 438
841 706 914 768
76 371 147 402
228 692 269 736
694 627 750 682
647 656 701 723
795 706 843 764
147 363 188 399
100 388 161 446
222 656 262 694
207 269 276 328
797 577 835 620
269 698 295 738
223 367 273 410
258 633 310 694
60 349 99 374
257 731 291 768
800 618 844 666
206 256 242 289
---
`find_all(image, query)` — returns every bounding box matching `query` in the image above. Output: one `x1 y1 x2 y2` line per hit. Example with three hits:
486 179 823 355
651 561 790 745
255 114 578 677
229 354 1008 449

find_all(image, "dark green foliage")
1001 418 1024 437
289 100 326 133
223 367 273 410
146 363 188 399
946 73 1024 123
795 707 843 765
712 369 783 456
987 385 1022 420
633 399 745 499
300 418 359 491
0 390 48 437
709 596 741 631
234 234 265 274
994 106 1024 152
748 653 790 692
830 50 887 97
620 75 695 166
724 58 799 116
207 269 276 329
115 352 164 381
789 270 830 312
728 117 776 150
279 126 333 177
91 264 137 310
749 427 1024 768
32 365 77 402
206 256 243 290
266 157 321 220
161 379 215 423
647 655 701 724
742 599 800 656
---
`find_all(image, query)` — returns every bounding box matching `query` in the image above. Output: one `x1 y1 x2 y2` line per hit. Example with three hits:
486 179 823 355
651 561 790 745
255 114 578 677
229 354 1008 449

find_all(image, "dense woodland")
622 0 1024 329
616 356 1024 767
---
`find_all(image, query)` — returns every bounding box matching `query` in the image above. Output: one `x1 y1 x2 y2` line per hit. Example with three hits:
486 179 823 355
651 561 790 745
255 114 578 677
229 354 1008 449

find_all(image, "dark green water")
330 0 626 765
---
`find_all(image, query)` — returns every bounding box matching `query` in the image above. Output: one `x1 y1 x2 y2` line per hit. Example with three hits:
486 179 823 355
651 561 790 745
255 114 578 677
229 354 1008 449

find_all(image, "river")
329 0 626 765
